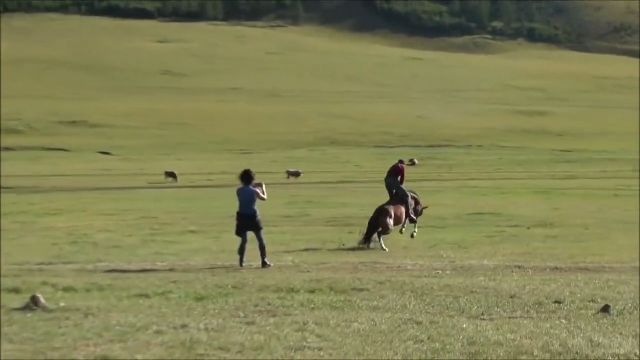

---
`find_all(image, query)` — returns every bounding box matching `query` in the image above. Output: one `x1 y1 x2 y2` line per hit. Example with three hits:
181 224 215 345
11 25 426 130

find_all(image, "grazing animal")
164 170 178 182
408 158 418 166
14 293 49 311
285 169 303 179
359 190 427 252
598 304 612 315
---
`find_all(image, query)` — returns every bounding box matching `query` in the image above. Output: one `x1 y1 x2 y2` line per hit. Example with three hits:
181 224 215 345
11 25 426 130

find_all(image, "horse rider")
384 159 416 222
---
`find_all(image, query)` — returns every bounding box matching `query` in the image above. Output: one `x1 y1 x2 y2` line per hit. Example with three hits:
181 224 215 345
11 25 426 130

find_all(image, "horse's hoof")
382 248 389 252
399 229 405 234
411 232 416 238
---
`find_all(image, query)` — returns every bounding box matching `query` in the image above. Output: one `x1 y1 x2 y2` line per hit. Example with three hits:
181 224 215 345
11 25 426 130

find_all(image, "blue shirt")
237 185 258 215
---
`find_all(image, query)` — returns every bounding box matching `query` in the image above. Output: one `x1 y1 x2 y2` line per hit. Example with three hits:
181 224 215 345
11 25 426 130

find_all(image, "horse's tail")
360 208 382 246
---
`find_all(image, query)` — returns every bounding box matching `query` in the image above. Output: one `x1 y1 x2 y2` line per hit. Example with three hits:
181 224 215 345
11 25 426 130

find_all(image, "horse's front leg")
399 217 408 234
377 231 388 252
411 221 418 238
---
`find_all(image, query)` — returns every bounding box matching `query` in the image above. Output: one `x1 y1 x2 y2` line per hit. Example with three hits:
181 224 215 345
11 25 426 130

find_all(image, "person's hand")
253 182 268 200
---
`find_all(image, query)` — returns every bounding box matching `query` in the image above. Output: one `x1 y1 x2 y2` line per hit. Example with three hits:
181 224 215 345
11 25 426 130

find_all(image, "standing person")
235 169 272 268
384 159 416 222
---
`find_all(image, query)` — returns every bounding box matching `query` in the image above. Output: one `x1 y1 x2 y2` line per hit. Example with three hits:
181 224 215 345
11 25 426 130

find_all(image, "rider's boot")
407 208 417 223
406 200 417 223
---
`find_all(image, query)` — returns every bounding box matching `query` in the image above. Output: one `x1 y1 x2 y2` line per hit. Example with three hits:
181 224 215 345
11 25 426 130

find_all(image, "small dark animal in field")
598 304 612 315
286 169 303 179
164 171 178 182
97 151 113 156
408 158 418 166
14 293 49 311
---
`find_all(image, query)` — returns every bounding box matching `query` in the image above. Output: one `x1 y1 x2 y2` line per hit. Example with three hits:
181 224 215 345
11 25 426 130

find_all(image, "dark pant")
385 177 409 202
238 231 267 262
384 177 413 216
235 212 267 262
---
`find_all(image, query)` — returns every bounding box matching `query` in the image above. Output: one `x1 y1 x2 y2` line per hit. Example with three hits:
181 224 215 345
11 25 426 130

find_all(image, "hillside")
1 0 638 57
2 13 638 156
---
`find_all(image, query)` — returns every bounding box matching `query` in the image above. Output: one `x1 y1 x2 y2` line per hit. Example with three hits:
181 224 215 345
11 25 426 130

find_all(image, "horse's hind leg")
377 231 388 252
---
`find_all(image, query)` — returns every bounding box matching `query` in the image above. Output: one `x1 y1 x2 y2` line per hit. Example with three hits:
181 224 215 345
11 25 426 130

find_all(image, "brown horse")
359 190 427 252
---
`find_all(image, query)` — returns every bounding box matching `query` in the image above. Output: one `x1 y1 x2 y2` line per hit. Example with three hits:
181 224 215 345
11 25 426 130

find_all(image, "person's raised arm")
254 183 267 201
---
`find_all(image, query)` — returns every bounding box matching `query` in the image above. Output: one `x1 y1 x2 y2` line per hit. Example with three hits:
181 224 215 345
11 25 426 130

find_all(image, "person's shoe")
261 260 272 268
239 256 244 268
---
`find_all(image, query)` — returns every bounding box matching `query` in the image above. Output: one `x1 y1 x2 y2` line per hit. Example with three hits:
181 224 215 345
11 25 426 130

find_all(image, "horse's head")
414 202 425 217
408 190 427 218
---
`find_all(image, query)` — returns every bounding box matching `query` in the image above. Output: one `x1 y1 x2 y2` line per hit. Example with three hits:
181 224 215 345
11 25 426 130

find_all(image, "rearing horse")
359 190 427 252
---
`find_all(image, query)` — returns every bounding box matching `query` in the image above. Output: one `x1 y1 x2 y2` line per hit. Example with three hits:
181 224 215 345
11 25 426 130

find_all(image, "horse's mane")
406 189 420 204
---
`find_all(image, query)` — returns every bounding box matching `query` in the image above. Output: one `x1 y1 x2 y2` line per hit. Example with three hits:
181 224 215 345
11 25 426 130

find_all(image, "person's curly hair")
239 169 255 186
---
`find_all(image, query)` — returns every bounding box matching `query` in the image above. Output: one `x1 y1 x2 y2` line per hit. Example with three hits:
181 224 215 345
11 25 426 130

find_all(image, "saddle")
387 190 420 206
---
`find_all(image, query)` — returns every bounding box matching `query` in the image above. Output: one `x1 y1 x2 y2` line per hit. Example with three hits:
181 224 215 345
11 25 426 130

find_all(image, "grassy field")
1 14 639 359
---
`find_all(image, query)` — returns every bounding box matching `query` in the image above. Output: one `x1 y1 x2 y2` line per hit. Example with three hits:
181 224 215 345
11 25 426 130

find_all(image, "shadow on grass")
330 246 371 251
281 245 371 253
280 247 326 253
200 265 247 271
103 264 239 274
103 268 177 274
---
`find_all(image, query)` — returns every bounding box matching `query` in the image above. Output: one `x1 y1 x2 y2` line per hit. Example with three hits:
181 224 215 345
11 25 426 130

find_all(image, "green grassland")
1 14 639 359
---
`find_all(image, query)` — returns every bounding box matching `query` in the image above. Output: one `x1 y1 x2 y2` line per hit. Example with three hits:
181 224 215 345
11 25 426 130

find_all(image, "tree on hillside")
447 0 461 14
515 0 538 23
212 0 225 20
292 0 304 24
1 0 636 56
460 0 491 28
491 0 515 25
